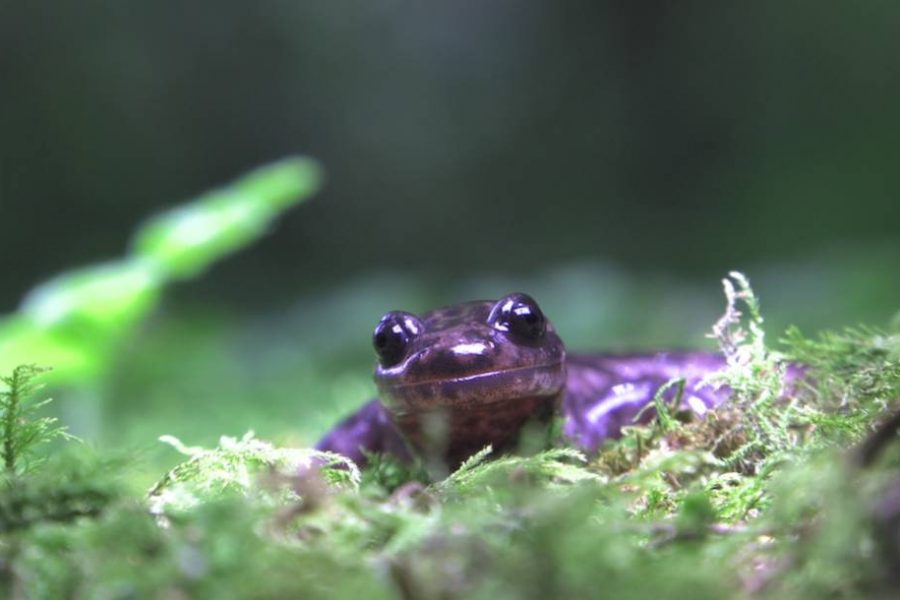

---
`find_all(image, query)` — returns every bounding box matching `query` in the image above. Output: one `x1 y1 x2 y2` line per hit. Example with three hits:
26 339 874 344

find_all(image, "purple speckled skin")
315 294 730 468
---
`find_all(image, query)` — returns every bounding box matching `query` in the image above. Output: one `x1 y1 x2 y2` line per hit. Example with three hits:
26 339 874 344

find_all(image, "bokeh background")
2 2 899 468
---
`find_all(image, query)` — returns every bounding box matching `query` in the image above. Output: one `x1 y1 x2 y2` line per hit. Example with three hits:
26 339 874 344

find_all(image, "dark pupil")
373 322 408 366
374 332 388 348
508 304 544 339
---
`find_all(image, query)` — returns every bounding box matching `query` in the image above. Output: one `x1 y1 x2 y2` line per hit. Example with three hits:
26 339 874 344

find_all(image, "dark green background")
4 2 899 309
2 2 899 452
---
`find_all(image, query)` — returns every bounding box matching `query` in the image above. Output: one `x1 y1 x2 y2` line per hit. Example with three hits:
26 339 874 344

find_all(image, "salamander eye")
488 293 546 342
372 311 422 367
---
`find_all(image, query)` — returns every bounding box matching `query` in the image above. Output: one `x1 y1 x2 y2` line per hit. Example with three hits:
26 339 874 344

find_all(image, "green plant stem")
2 368 20 473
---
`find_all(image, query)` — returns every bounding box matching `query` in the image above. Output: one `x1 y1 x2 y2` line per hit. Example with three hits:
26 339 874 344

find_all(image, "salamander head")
371 292 566 468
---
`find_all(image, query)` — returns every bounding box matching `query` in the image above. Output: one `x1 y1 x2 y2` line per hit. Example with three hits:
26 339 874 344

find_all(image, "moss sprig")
148 431 360 517
700 273 801 470
0 365 73 478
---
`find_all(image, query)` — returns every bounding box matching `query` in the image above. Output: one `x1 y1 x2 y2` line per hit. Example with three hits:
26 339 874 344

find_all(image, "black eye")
488 293 546 342
372 311 422 367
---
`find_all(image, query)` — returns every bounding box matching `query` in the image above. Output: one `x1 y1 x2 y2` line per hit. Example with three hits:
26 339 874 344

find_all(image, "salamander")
316 292 729 469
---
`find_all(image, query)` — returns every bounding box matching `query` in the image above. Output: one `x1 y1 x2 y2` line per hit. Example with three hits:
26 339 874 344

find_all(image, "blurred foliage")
0 158 321 385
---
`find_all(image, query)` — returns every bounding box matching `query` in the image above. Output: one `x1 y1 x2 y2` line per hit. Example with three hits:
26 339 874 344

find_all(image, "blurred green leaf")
0 157 323 386
0 317 99 382
22 259 162 334
234 156 323 210
132 157 322 279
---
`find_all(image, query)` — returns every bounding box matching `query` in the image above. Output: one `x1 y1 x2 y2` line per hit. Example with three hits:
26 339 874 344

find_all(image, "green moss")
2 271 900 598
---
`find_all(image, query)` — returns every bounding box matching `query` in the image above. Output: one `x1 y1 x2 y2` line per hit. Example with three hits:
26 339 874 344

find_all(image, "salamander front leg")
315 399 413 467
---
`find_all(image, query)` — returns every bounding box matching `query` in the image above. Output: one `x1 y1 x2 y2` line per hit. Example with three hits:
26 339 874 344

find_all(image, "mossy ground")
1 275 899 599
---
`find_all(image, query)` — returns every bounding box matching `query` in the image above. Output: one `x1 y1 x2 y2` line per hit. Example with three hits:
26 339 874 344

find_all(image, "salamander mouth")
377 362 566 413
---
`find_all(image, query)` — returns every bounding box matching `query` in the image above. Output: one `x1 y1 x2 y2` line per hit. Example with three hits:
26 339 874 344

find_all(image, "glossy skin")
316 293 730 469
